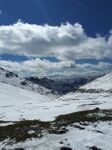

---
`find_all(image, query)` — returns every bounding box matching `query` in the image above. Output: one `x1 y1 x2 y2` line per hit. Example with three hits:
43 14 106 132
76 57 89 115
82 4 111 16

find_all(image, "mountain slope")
0 68 55 97
80 72 112 91
56 72 112 114
0 72 112 150
0 72 112 122
0 81 54 121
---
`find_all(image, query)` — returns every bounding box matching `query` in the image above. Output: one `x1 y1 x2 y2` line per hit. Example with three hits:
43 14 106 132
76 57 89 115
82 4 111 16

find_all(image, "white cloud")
0 21 112 60
0 59 111 77
0 59 75 77
0 21 85 58
0 21 112 77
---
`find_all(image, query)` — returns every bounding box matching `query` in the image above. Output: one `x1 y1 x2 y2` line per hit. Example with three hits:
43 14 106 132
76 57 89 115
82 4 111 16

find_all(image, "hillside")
0 72 112 150
0 72 112 121
0 81 54 121
0 67 55 97
80 73 112 92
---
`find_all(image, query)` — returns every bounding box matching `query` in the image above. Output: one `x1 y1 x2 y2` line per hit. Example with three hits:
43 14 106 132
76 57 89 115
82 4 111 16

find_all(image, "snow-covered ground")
0 82 54 121
0 73 112 122
0 121 112 150
0 71 112 150
81 73 112 91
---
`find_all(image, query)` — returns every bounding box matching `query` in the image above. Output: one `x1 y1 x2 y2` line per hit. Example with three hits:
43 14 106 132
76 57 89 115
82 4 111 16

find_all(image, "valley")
0 68 112 150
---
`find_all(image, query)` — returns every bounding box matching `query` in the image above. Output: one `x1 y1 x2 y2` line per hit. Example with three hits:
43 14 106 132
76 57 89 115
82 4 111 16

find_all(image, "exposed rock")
89 146 102 150
60 147 72 150
15 148 24 150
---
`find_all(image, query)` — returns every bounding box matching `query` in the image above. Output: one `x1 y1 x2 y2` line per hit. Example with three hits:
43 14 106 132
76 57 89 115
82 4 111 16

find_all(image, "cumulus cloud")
0 21 112 60
0 59 111 77
0 21 112 77
0 21 85 59
0 59 76 77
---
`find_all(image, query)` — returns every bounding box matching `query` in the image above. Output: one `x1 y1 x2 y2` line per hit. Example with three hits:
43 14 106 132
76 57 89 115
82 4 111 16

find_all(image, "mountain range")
0 67 112 150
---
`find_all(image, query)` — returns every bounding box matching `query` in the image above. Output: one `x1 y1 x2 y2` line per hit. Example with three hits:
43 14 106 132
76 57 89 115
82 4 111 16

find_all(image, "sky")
0 0 112 77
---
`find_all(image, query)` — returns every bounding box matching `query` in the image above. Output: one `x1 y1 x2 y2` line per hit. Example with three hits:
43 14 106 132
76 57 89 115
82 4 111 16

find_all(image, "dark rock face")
60 147 72 150
20 81 27 86
14 148 24 150
5 72 18 78
0 67 18 78
89 146 102 150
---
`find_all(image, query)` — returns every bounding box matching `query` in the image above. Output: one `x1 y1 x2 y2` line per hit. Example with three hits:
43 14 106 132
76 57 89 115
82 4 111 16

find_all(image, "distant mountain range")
26 75 102 95
0 67 102 95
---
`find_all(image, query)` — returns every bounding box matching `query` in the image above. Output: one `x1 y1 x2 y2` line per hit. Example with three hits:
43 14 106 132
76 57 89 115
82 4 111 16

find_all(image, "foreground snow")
0 121 112 150
0 75 112 121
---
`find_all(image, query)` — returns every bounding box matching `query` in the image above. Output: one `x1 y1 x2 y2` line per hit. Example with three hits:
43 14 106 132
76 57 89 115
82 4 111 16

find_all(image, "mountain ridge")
0 67 55 97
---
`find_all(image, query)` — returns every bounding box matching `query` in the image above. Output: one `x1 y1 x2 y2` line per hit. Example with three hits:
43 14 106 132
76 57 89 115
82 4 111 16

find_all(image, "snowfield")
0 81 112 121
0 71 112 150
0 82 54 121
0 73 112 121
81 73 112 91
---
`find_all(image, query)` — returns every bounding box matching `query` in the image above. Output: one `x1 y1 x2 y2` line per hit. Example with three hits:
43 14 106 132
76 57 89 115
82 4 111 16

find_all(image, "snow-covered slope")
0 81 54 121
0 73 112 122
0 81 90 121
54 72 112 116
0 68 55 97
80 72 112 91
0 72 112 150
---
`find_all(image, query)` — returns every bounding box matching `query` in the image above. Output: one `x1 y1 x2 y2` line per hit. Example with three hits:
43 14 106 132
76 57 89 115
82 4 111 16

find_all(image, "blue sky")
0 0 112 35
0 0 112 77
